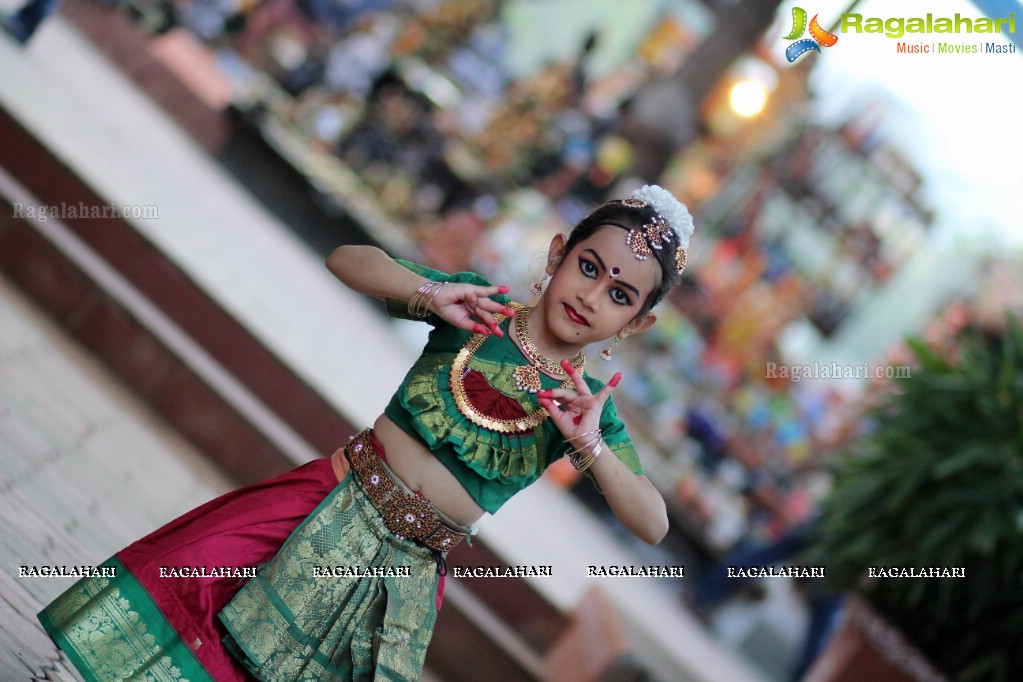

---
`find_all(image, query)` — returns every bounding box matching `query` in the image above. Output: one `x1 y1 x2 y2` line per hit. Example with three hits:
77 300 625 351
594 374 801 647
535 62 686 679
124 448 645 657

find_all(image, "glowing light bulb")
729 80 768 118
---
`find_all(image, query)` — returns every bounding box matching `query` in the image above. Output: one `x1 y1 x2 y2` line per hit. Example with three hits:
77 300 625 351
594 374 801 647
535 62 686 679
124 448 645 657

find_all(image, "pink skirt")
117 457 341 681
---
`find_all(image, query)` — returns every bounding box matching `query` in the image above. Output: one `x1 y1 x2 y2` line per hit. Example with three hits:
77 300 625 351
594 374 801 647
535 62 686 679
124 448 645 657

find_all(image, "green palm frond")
811 317 1023 681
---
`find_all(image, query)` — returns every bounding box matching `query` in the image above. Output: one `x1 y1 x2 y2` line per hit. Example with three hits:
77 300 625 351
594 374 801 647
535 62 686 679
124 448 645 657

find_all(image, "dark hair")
560 201 683 317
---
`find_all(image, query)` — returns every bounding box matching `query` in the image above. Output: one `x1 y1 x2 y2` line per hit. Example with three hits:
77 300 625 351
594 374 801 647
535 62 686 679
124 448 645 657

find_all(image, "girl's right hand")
428 282 515 337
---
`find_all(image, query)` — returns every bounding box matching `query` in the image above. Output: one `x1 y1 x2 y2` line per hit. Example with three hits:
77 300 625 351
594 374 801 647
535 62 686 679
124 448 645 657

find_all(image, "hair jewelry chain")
623 185 694 274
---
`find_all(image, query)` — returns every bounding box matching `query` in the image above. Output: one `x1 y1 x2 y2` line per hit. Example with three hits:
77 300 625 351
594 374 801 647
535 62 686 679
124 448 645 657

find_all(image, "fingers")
539 371 621 406
594 372 623 401
467 296 503 336
437 293 501 337
559 359 591 393
473 293 515 317
538 395 598 435
536 396 564 420
538 388 595 428
537 387 578 402
474 304 512 337
463 284 514 337
537 396 575 428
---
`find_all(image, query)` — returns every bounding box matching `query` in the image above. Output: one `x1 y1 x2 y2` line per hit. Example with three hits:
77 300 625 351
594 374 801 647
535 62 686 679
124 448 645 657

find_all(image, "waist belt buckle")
385 493 437 542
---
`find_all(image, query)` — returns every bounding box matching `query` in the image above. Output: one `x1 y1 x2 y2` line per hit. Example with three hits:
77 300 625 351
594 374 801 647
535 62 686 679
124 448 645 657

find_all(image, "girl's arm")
326 245 514 336
538 364 668 545
585 443 669 545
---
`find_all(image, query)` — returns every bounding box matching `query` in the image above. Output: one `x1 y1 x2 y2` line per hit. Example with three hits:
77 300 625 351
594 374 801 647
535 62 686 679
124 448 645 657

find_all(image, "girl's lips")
563 303 589 326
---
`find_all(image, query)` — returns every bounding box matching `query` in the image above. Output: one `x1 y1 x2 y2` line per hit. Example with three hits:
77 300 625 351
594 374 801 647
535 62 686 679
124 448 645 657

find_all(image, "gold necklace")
448 303 585 433
449 308 546 433
512 305 585 393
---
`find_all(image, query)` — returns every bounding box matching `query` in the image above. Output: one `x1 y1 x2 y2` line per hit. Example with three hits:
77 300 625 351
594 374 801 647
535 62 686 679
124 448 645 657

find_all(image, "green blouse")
383 260 644 514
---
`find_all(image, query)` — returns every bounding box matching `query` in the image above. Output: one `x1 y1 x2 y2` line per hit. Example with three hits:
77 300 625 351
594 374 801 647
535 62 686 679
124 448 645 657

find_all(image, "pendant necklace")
512 305 585 393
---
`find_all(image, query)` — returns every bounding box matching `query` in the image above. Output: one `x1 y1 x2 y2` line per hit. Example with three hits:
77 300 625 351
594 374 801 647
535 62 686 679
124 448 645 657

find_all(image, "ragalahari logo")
784 7 839 62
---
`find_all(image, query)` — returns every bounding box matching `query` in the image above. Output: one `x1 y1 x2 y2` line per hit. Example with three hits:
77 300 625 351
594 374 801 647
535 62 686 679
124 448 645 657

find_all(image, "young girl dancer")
39 184 694 681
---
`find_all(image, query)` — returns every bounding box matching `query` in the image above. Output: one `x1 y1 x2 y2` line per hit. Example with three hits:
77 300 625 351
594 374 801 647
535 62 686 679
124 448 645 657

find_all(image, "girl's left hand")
536 360 622 443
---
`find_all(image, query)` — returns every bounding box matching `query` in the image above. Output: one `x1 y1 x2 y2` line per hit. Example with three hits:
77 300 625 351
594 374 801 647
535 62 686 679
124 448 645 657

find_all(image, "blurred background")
1 0 1021 680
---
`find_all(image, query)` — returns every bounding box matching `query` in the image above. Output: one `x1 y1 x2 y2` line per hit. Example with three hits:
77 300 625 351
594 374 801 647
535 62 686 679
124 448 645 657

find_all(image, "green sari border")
38 556 213 682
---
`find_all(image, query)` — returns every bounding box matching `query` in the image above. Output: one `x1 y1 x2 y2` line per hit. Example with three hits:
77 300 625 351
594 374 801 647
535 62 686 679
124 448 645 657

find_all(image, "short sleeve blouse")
382 260 644 513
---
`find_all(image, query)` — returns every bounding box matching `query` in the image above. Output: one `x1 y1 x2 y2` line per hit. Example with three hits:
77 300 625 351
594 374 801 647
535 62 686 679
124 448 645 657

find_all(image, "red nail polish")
497 286 510 294
609 373 622 388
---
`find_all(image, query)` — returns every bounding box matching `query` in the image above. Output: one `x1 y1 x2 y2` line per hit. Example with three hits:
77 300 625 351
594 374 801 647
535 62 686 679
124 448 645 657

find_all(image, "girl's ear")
621 313 657 338
546 234 567 275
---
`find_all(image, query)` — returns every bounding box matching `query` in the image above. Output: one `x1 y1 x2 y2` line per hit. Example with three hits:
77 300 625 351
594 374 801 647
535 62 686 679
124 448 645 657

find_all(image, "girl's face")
541 225 660 348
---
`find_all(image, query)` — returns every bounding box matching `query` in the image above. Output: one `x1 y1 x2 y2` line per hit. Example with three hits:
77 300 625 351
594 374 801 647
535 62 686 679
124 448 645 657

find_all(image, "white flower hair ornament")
621 184 694 273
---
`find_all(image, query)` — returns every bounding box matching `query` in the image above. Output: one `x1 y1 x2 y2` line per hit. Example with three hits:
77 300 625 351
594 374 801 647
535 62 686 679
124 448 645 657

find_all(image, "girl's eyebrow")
583 248 640 298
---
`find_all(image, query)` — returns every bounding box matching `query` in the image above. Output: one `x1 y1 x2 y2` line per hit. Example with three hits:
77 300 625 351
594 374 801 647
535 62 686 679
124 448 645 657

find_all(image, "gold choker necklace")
447 303 587 434
512 305 585 393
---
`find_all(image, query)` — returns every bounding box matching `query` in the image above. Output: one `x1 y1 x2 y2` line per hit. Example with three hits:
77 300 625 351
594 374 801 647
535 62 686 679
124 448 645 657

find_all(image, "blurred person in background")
689 519 845 682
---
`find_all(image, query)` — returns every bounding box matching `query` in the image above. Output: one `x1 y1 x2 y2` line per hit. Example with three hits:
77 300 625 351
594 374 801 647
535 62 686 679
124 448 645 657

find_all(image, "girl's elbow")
325 245 352 277
634 513 669 546
642 517 669 546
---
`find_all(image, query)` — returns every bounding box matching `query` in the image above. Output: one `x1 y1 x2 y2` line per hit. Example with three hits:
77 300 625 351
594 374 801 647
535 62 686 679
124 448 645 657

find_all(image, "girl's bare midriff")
329 415 486 527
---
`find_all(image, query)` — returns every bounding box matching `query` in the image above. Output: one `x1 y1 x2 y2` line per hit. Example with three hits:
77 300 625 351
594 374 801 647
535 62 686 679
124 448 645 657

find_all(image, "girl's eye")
610 288 631 306
579 258 598 278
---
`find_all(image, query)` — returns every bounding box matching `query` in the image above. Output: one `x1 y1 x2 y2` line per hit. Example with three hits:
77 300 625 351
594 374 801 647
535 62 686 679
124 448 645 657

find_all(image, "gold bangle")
568 430 602 453
419 282 440 317
408 281 441 318
570 443 601 472
580 441 604 471
424 281 447 316
406 283 427 317
567 430 603 472
576 434 603 454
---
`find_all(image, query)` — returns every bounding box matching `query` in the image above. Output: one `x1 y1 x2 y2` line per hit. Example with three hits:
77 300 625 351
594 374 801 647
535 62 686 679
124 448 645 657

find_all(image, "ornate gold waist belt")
345 430 468 554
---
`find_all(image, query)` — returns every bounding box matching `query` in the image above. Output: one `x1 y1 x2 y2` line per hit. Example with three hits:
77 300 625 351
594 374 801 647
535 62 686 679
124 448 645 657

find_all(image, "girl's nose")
578 283 603 309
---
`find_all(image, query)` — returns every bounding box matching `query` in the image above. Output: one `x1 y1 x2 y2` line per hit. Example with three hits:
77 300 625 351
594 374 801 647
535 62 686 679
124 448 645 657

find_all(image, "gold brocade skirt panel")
219 472 441 682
